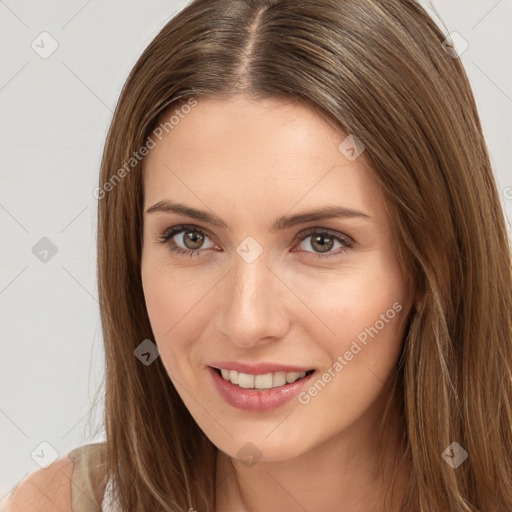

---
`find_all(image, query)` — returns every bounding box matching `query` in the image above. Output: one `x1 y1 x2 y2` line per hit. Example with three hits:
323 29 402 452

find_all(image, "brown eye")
182 230 206 250
158 225 215 257
295 229 354 259
309 233 335 253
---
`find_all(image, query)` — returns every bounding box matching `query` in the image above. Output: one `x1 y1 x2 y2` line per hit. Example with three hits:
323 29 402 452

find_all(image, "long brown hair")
95 0 512 510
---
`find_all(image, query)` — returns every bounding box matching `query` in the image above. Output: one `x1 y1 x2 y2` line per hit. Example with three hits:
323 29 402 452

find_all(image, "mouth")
211 367 315 390
207 365 316 411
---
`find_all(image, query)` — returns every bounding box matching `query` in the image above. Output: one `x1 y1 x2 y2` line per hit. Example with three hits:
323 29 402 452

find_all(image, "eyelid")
298 226 355 246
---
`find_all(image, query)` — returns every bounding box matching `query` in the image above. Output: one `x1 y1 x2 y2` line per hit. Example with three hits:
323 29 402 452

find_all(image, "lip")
208 361 313 374
207 365 316 412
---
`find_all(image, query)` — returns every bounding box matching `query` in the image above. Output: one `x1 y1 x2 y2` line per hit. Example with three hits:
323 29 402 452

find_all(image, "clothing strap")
67 443 109 512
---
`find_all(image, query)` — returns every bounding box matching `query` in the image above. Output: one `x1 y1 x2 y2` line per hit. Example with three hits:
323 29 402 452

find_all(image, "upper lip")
208 361 314 374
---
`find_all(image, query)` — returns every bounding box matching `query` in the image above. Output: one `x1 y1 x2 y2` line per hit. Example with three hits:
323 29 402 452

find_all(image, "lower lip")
207 366 315 412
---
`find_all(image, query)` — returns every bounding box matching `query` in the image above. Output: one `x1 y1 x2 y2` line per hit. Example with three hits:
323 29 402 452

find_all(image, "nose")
216 253 291 349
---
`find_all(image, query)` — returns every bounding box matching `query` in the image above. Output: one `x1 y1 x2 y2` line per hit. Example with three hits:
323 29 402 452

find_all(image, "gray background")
1 0 511 498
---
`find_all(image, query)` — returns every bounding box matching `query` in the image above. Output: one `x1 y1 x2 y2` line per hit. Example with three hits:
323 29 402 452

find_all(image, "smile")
207 366 317 411
217 368 314 389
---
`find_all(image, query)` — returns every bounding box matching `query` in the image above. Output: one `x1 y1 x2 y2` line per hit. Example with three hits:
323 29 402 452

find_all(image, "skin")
141 94 415 512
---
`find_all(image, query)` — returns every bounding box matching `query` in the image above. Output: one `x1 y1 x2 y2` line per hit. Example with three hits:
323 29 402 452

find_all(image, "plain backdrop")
1 0 511 498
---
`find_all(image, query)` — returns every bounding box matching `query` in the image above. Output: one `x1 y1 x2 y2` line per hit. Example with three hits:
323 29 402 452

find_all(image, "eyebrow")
145 200 372 231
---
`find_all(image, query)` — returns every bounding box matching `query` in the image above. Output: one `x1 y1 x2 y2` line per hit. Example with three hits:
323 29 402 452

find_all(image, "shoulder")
0 454 74 512
0 443 108 512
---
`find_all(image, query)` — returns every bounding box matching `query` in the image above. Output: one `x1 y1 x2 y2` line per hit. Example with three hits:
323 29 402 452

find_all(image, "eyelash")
157 224 355 260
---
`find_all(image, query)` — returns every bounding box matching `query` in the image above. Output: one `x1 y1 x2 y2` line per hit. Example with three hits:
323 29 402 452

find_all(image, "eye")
293 228 354 259
158 225 354 259
158 225 217 257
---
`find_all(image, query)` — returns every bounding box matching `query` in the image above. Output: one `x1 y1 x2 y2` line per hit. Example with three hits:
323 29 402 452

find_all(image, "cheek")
296 254 409 372
142 264 174 338
294 280 408 427
141 259 214 373
142 252 197 336
142 282 192 386
294 262 406 332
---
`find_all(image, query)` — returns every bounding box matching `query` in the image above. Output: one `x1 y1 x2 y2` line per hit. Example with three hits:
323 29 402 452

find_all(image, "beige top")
67 443 112 512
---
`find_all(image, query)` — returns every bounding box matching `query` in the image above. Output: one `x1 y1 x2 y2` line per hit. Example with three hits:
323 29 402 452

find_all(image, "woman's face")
141 94 413 462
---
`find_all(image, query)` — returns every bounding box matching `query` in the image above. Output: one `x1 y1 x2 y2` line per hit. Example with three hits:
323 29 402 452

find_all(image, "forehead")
142 95 383 220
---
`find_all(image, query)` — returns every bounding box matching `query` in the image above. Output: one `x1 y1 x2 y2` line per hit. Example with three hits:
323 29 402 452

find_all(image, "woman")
3 0 511 511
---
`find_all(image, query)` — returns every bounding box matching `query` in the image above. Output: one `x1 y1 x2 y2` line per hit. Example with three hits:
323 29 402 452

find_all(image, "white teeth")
254 373 273 389
286 372 298 383
272 371 287 387
238 372 254 388
218 368 310 389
